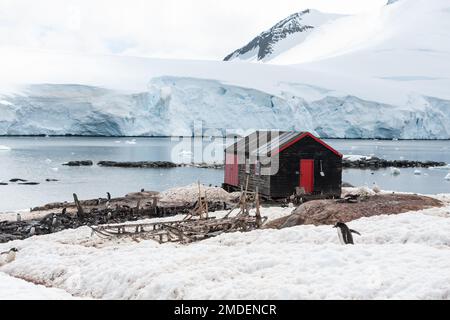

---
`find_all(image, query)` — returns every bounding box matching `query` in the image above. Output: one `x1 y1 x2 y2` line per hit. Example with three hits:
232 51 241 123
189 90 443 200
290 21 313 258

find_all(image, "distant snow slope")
1 202 449 299
0 0 449 138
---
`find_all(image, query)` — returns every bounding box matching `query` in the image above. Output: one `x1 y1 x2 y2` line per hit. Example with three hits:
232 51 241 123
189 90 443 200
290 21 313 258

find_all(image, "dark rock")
18 182 40 185
9 178 27 182
0 182 8 186
97 161 178 168
342 182 355 187
263 194 443 229
343 157 446 169
63 160 93 166
46 179 59 182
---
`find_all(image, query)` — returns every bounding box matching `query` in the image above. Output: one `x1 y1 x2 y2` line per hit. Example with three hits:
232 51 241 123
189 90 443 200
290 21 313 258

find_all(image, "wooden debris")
73 193 85 219
91 178 266 244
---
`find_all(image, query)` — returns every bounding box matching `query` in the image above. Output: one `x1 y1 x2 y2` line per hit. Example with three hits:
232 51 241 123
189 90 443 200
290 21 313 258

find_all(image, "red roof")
226 131 342 158
271 132 343 158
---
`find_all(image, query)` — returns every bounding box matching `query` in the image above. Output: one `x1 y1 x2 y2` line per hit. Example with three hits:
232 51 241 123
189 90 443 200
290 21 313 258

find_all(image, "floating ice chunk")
445 173 450 181
125 139 137 145
414 169 421 175
390 167 401 176
0 145 11 151
343 154 372 161
51 167 59 172
115 141 121 143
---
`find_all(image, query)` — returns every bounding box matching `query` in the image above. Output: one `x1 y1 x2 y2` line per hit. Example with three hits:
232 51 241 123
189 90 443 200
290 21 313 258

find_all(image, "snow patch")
0 272 76 300
1 203 449 299
159 184 234 203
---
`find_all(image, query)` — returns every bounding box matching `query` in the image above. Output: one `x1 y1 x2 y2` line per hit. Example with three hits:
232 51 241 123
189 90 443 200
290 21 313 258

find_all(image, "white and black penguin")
52 214 57 226
16 213 21 222
0 248 18 266
333 222 361 245
29 226 36 236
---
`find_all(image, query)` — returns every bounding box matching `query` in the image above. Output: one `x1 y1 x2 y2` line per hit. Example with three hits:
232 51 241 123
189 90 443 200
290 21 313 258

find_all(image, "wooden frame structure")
90 178 266 244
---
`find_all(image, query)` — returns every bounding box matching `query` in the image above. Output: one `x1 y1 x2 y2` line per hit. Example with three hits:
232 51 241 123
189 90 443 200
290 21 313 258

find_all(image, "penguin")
29 226 36 236
0 248 18 266
106 201 111 210
62 207 67 215
52 214 57 226
16 213 21 222
107 211 112 220
107 192 111 201
333 222 361 245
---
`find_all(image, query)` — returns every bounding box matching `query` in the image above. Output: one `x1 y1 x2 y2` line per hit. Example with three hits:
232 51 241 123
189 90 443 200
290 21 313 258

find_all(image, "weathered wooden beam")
73 193 85 219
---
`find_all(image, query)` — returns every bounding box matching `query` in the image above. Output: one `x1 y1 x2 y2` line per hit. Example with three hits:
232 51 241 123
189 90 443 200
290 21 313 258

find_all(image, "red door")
300 159 314 193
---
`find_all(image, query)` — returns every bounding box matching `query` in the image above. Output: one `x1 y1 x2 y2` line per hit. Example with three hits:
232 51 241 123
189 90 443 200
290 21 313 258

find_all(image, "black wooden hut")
223 131 343 199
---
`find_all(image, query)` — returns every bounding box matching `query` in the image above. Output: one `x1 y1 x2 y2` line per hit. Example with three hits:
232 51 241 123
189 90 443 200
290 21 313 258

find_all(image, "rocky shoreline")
60 158 447 170
98 161 178 168
61 160 225 169
0 190 232 243
342 156 446 169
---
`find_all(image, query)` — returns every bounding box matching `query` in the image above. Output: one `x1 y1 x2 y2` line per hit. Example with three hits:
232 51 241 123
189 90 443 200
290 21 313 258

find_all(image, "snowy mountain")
0 0 449 139
223 9 341 62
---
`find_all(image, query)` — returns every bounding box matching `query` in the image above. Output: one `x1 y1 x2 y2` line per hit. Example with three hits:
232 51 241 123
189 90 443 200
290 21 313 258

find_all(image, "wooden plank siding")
224 132 342 199
236 161 271 196
270 135 342 198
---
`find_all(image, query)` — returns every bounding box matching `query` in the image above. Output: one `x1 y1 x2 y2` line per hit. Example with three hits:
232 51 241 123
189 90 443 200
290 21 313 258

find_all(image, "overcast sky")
0 0 387 60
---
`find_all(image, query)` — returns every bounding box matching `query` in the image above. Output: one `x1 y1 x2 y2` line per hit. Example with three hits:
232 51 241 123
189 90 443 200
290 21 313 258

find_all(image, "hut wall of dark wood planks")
223 131 342 199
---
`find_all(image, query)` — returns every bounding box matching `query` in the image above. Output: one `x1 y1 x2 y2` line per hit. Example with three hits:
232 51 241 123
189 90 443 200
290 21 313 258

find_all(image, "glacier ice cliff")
0 77 449 139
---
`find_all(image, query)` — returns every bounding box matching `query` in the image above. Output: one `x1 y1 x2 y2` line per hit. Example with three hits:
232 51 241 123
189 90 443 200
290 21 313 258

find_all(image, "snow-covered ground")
0 196 449 300
0 272 76 299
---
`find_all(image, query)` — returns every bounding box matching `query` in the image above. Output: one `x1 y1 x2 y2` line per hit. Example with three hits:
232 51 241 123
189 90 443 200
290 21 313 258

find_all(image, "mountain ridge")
224 9 340 62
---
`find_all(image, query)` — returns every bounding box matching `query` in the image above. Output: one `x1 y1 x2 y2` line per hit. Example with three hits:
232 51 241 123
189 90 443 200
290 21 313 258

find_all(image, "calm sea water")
0 137 449 212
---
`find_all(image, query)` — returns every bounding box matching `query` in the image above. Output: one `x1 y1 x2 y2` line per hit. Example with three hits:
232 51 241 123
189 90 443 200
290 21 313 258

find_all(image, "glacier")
1 78 449 139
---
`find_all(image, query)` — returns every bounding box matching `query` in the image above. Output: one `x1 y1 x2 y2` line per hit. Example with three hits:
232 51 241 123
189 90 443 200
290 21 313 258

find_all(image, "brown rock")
264 194 443 229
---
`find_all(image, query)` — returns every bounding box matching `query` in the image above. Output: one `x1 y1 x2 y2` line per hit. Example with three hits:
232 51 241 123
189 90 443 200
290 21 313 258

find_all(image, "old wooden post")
255 186 262 227
73 193 85 219
135 200 141 215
